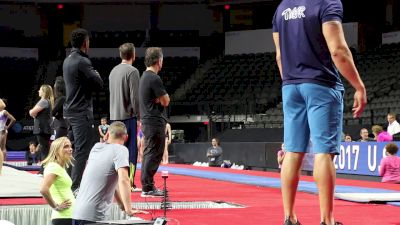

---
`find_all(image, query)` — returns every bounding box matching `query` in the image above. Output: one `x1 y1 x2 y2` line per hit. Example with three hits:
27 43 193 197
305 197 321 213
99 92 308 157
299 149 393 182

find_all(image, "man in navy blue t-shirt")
272 1 367 225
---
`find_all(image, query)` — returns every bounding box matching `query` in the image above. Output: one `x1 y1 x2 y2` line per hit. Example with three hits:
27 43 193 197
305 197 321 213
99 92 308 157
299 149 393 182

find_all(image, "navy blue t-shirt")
272 0 344 90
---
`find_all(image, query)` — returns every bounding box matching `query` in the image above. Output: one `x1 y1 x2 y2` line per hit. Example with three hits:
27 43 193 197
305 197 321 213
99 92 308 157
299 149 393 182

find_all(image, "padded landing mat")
0 166 42 198
334 193 400 203
4 162 40 171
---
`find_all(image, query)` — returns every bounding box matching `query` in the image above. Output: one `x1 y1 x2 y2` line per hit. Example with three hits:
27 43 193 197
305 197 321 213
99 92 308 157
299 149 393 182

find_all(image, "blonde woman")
29 85 54 172
40 137 74 225
0 99 16 175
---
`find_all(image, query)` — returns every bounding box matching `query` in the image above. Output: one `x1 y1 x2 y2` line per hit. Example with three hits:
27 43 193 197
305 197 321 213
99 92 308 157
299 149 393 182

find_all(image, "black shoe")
141 189 164 197
284 218 300 225
320 222 343 225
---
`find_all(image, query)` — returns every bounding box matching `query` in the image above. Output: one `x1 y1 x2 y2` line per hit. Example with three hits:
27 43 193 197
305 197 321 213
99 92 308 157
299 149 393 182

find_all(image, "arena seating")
171 52 281 116
89 31 146 48
168 42 400 131
90 56 199 119
88 30 199 48
0 57 38 120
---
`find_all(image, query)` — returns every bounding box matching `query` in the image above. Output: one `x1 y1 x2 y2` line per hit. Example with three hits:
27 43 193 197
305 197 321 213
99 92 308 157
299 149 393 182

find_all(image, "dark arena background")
1 0 400 225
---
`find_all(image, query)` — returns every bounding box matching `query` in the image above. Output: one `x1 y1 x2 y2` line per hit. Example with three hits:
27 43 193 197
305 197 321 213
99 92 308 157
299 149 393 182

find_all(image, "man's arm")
322 21 367 118
80 58 104 90
272 32 283 79
159 94 170 107
153 76 169 107
129 69 140 118
116 167 134 215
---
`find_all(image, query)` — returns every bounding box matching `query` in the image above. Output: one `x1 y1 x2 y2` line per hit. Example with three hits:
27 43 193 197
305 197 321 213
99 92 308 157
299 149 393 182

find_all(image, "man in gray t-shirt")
109 43 140 191
72 122 146 224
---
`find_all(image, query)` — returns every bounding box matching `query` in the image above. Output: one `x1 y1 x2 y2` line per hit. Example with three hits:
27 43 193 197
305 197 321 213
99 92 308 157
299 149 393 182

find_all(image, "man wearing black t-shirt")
139 47 170 197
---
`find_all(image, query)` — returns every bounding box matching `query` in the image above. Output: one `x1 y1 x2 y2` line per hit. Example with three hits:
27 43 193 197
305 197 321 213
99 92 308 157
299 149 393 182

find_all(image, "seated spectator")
26 141 40 165
372 125 393 142
207 138 223 167
344 134 353 142
357 128 374 142
379 142 400 183
387 113 400 135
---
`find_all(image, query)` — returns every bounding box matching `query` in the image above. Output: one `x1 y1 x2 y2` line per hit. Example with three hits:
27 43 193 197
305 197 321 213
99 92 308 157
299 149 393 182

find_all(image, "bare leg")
162 139 169 164
281 152 305 223
313 153 336 225
0 132 6 175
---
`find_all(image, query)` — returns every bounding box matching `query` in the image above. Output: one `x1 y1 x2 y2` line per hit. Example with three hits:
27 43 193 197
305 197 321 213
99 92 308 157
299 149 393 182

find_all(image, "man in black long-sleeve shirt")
63 28 103 191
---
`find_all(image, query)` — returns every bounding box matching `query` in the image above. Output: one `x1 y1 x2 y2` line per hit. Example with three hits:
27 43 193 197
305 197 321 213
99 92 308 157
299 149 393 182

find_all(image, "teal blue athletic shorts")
282 83 343 155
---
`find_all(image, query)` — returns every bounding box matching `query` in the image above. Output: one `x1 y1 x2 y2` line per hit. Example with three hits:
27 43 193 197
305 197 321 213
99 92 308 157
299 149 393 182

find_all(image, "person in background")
207 138 223 167
344 134 353 142
0 98 16 175
109 43 141 192
40 137 74 225
387 113 400 136
72 122 147 225
26 141 40 166
137 121 144 163
98 117 109 143
372 125 393 142
272 0 367 224
30 84 54 175
52 77 67 139
162 123 172 164
379 142 400 183
139 47 170 197
357 128 374 142
63 28 103 192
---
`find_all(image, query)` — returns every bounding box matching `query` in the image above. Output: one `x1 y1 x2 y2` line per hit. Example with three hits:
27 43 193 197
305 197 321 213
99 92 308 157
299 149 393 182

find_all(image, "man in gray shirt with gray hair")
72 121 146 225
109 43 140 192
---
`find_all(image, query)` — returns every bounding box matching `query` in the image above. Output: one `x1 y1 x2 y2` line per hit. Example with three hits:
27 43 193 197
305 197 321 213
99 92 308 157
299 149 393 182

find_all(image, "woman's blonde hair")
371 125 383 135
40 85 54 109
42 137 73 168
0 99 5 110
